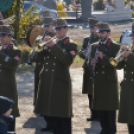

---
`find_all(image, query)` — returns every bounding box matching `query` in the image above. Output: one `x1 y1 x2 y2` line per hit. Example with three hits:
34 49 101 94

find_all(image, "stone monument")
94 0 132 21
81 0 94 20
43 0 57 10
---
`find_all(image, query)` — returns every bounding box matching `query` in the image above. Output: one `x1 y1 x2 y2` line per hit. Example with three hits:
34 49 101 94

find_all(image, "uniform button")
124 71 126 74
96 72 98 74
0 70 1 72
52 69 54 72
131 79 133 81
47 56 49 58
46 63 48 65
54 57 56 59
102 71 105 74
131 71 133 74
124 64 126 67
124 78 126 80
53 63 56 65
45 69 48 71
102 65 105 68
44 57 46 60
0 64 1 66
38 63 41 65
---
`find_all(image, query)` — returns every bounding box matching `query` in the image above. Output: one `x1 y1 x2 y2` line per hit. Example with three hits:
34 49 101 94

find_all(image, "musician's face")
56 26 68 39
99 31 110 42
0 35 12 46
44 25 53 33
90 26 98 35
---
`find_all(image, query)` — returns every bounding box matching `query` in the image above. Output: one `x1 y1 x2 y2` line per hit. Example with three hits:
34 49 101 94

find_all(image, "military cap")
42 10 51 18
0 25 13 36
0 20 4 25
0 96 14 115
52 19 56 27
42 17 53 27
132 22 134 33
97 23 111 32
88 18 100 28
54 19 68 29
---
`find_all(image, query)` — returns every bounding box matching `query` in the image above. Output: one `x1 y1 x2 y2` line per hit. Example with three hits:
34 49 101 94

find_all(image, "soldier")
117 23 134 134
34 19 77 134
29 14 56 132
78 18 100 122
90 23 120 134
0 20 18 47
0 25 21 133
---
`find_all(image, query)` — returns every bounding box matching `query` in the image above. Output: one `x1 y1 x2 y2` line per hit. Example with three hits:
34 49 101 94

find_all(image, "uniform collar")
58 36 67 41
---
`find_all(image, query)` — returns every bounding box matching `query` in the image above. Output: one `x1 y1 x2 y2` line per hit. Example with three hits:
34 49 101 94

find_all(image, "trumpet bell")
109 57 119 67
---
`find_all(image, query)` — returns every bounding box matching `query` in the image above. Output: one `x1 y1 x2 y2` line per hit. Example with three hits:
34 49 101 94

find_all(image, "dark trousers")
98 111 116 134
8 118 16 132
88 94 98 119
51 116 71 134
44 115 52 127
128 124 134 134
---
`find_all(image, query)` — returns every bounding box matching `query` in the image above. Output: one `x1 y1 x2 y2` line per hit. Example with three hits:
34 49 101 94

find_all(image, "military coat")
117 48 134 126
34 37 77 118
0 44 21 117
90 38 120 110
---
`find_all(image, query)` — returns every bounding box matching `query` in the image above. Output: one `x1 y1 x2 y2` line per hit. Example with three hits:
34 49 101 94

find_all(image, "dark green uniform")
78 35 99 95
0 43 21 117
31 53 44 105
90 38 120 110
117 48 134 126
34 37 77 118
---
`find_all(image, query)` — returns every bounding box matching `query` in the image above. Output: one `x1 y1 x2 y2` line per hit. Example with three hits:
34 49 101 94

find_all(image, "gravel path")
15 68 128 134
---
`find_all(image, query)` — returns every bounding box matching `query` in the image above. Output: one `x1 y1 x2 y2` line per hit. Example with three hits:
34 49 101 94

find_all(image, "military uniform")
117 23 134 134
0 25 21 132
28 15 56 132
34 18 77 134
90 23 120 134
78 18 100 121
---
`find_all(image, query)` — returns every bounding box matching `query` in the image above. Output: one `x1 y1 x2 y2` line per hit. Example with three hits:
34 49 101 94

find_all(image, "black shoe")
40 126 52 132
87 117 99 122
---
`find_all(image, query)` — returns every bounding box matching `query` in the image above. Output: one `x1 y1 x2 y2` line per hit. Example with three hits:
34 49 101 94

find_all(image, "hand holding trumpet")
120 45 131 58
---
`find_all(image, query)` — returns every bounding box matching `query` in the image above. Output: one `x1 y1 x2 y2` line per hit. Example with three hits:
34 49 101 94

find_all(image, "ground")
16 21 132 134
16 68 127 134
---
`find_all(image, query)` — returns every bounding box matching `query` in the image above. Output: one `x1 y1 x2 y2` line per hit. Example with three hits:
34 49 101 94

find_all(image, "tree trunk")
14 0 21 39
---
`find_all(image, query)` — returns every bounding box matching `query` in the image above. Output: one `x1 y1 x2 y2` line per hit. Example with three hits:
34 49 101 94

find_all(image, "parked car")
23 1 58 19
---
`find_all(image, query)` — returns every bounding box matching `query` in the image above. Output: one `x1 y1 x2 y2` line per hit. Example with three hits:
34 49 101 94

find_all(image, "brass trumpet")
34 36 57 51
109 43 132 67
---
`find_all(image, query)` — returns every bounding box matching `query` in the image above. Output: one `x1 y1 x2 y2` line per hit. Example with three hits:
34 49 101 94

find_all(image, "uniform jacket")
34 37 77 118
90 38 120 110
117 48 134 125
0 44 21 117
78 35 99 95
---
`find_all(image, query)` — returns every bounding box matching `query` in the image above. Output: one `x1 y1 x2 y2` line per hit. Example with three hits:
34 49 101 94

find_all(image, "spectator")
0 96 14 134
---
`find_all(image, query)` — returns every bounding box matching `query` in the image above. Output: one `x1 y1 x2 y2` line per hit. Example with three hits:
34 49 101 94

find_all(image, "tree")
2 0 42 39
